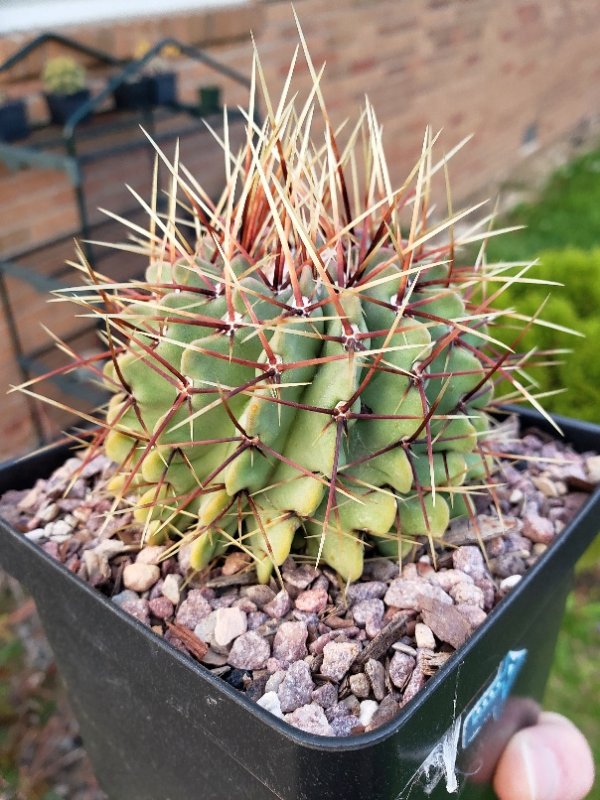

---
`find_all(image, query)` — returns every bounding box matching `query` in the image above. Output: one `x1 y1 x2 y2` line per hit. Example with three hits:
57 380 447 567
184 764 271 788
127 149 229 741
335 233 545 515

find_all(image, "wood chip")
350 611 412 672
419 597 472 650
166 622 209 662
565 476 595 493
203 570 257 588
324 615 355 629
445 515 519 546
420 651 452 676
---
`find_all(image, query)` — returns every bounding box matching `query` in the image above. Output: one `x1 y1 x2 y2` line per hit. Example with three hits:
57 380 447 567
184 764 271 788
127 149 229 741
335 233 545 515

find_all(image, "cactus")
42 57 86 96
25 33 561 585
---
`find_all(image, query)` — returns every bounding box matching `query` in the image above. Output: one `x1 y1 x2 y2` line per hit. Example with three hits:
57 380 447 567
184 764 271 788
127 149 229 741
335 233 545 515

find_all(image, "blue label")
461 649 527 749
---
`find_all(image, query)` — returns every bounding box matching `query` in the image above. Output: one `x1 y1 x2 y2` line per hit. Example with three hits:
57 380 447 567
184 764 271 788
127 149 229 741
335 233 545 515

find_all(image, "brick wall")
1 0 600 459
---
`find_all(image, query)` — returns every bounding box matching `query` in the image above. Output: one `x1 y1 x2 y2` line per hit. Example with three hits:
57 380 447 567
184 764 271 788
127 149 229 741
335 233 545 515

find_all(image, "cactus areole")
37 38 557 586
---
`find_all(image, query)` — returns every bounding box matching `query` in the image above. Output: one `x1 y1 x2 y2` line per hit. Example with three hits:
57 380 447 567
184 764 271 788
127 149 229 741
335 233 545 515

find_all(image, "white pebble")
257 691 284 719
24 528 46 542
123 563 160 592
414 623 436 650
500 574 522 593
136 545 166 565
359 700 379 728
161 573 182 605
214 606 247 647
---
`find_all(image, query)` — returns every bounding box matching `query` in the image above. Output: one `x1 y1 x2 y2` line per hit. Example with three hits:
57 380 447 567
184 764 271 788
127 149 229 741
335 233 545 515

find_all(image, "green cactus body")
99 240 504 582
43 43 551 585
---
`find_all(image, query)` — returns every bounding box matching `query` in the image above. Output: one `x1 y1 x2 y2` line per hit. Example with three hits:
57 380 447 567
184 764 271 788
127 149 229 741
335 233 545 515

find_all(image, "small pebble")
228 631 270 670
265 670 287 694
452 546 488 579
221 551 252 575
389 651 416 690
272 621 309 663
522 513 555 545
194 612 217 645
248 611 269 630
321 641 361 681
312 682 338 709
295 588 328 614
112 593 150 625
285 703 334 736
284 565 319 588
176 589 212 629
135 545 166 565
414 623 436 650
365 658 386 701
149 596 174 620
366 694 399 731
384 579 452 610
359 699 379 727
499 574 523 593
586 455 600 483
449 582 485 609
455 603 488 628
278 661 314 713
349 673 371 699
352 598 384 627
122 563 160 593
346 581 387 604
242 585 276 608
264 590 292 619
161 573 182 605
214 607 247 647
257 692 284 719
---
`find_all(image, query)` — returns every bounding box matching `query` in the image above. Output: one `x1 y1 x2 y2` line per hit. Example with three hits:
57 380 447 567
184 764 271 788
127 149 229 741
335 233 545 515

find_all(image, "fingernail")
518 734 560 800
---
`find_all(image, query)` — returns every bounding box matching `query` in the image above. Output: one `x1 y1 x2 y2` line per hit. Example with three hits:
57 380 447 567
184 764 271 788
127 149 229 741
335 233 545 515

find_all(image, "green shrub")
494 248 600 421
487 147 600 262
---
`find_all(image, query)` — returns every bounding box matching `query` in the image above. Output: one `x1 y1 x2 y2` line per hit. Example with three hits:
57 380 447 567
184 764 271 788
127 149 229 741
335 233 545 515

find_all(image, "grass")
486 146 600 262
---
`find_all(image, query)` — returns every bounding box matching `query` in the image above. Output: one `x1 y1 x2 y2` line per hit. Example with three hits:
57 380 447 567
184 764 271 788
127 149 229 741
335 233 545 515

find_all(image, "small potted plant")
111 43 155 112
134 40 180 106
198 84 221 115
0 89 29 142
1 32 599 800
42 56 91 126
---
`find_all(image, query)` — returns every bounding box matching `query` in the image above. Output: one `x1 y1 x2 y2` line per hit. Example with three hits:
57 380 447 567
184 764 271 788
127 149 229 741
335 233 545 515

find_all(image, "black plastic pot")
44 89 91 126
198 84 221 115
0 408 598 800
149 72 177 105
112 77 153 111
0 98 29 142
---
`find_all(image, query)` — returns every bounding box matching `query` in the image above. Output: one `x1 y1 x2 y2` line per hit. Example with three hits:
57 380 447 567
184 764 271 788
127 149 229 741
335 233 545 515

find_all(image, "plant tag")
461 648 527 749
396 649 528 797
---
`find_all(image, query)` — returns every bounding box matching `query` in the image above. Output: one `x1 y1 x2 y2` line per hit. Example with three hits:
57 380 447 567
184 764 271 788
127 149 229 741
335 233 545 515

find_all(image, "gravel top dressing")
2 416 598 739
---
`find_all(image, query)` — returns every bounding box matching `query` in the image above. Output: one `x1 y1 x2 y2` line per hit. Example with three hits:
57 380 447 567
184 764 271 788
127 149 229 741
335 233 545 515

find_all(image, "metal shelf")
0 32 255 446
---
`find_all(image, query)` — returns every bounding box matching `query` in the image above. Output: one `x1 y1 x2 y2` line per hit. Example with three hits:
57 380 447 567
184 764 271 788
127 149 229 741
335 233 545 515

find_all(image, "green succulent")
42 57 86 96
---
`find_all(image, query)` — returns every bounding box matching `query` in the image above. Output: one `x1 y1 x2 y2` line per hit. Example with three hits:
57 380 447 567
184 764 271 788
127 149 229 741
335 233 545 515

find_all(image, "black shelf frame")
0 32 255 448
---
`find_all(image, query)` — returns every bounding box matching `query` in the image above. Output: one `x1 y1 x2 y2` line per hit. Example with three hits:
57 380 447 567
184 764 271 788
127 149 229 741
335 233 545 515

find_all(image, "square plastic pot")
198 84 221 115
149 72 177 106
0 99 29 142
45 89 91 126
112 78 153 111
0 408 598 800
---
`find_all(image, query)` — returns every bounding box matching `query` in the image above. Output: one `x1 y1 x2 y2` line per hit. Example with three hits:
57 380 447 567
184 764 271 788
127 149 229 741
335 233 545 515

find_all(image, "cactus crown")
24 31 562 584
42 57 86 96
